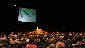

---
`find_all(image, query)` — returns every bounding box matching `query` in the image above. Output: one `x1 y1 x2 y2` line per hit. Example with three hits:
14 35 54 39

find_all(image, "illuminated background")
18 7 36 22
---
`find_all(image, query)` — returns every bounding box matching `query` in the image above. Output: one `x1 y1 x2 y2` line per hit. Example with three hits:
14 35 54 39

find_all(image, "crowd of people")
0 31 85 48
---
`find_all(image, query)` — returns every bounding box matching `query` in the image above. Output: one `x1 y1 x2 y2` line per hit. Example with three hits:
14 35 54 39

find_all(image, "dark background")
0 0 85 32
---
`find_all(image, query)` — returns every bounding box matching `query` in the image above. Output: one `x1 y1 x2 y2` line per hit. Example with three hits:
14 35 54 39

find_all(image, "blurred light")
57 32 59 34
46 32 47 33
30 32 31 33
80 33 82 35
73 32 74 33
69 45 70 46
14 4 16 6
47 38 48 39
37 27 38 29
68 39 69 40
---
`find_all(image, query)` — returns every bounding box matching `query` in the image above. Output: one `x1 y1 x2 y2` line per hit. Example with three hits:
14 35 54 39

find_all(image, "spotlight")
14 4 16 6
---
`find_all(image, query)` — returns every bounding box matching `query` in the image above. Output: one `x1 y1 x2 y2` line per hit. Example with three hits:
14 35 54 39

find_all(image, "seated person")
26 39 37 48
56 40 65 47
10 38 18 44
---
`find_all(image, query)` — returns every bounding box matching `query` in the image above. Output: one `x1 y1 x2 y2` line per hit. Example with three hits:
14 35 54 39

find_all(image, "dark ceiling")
0 0 85 32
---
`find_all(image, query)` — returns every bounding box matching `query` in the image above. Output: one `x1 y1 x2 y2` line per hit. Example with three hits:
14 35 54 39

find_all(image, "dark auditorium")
0 0 85 48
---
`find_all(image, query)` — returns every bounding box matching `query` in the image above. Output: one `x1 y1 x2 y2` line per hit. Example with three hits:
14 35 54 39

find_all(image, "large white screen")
18 7 36 22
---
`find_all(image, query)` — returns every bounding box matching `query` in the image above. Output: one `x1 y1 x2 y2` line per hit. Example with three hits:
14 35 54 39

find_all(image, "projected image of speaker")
18 7 36 22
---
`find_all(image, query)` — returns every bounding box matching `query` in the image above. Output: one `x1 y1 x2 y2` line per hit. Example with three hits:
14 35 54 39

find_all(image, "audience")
0 31 85 48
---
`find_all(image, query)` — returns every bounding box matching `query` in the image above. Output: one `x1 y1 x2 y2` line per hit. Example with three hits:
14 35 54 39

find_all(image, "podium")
36 29 42 34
